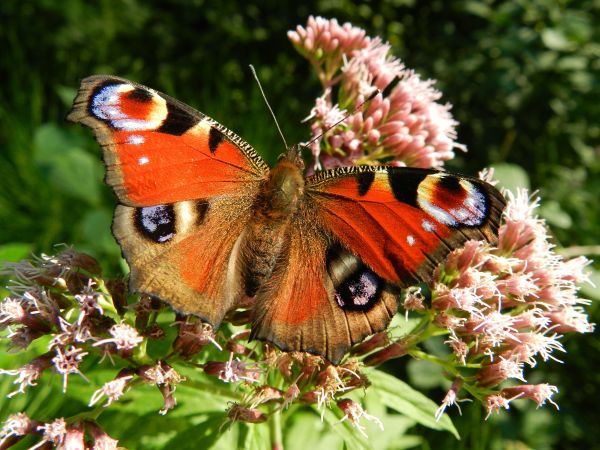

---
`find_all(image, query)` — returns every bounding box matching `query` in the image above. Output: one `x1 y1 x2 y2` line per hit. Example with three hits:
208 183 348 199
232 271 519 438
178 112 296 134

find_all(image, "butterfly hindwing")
112 193 256 326
250 205 400 364
68 75 269 207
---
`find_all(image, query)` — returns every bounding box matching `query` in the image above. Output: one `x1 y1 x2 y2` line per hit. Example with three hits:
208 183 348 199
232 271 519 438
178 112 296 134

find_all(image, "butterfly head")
278 145 305 170
262 146 306 216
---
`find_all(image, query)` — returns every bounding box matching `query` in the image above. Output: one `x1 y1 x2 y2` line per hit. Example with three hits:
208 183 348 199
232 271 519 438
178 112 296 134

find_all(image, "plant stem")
270 406 284 450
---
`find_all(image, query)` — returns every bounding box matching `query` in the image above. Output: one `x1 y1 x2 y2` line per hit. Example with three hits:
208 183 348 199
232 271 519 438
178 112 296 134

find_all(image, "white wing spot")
407 235 416 246
138 156 150 165
127 135 145 145
422 220 436 232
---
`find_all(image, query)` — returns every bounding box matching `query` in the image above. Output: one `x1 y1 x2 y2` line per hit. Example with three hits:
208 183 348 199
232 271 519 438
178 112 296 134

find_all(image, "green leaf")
491 163 530 192
238 422 270 450
537 200 573 229
541 28 574 51
159 413 227 450
284 409 343 450
33 123 103 204
0 242 32 261
77 209 120 255
367 369 459 439
407 359 446 390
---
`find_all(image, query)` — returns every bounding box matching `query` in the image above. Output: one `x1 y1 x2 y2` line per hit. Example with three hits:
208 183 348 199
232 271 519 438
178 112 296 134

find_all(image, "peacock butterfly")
68 75 506 364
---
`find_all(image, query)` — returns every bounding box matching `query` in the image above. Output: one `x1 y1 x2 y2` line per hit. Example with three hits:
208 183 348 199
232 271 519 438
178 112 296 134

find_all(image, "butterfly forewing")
306 166 506 287
68 75 269 207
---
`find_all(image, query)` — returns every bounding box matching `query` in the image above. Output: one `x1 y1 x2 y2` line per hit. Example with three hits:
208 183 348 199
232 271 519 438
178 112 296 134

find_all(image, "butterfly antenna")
250 65 289 149
305 75 401 149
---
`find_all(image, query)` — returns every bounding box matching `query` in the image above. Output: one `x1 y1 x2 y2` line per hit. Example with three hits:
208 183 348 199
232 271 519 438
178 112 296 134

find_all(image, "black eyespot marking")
157 100 199 135
437 175 463 193
388 169 429 207
334 269 383 311
127 87 154 102
356 171 375 196
196 200 209 225
208 127 224 154
134 205 176 243
326 244 384 311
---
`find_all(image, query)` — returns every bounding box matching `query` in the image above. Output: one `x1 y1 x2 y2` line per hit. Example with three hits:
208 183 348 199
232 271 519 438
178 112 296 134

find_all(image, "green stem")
270 405 284 450
408 349 482 372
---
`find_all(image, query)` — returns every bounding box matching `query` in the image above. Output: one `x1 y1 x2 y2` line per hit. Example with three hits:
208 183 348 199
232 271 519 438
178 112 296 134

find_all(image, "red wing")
306 167 506 286
68 75 269 207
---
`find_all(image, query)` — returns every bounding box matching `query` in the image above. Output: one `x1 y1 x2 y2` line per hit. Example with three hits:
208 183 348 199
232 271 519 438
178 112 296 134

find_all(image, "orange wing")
68 75 268 206
307 166 506 287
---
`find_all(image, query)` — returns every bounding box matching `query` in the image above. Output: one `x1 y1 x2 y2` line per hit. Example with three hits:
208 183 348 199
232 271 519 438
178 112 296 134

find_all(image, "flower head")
337 398 383 438
291 17 464 171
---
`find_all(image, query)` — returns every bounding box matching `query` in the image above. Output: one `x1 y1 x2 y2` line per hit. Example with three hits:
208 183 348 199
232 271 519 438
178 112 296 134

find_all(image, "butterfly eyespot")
326 244 384 311
334 269 383 311
90 82 168 131
417 174 489 228
134 205 176 243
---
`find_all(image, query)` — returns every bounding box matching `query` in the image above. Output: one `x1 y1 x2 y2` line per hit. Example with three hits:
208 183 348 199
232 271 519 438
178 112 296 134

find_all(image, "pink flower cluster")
358 185 593 418
0 248 381 446
289 16 464 172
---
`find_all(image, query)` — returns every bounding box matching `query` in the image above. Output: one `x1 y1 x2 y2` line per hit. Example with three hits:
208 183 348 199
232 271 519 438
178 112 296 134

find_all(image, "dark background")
1 1 598 449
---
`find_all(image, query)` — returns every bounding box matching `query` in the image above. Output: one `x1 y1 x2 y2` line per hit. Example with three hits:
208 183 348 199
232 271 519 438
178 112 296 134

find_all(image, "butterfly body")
69 75 506 363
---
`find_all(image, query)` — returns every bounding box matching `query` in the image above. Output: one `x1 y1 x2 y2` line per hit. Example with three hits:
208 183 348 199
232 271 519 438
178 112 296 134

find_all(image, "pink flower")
62 422 85 450
33 417 68 449
0 412 37 447
337 398 383 438
501 384 559 409
93 322 144 352
89 370 134 407
288 16 370 85
204 353 262 383
89 423 119 450
291 17 464 171
484 394 513 419
226 404 267 424
52 346 89 392
364 340 409 366
435 379 468 420
0 354 53 397
173 317 221 358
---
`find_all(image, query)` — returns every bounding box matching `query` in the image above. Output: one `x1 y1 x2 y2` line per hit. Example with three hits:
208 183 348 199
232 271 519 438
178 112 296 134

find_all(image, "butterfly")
68 75 506 364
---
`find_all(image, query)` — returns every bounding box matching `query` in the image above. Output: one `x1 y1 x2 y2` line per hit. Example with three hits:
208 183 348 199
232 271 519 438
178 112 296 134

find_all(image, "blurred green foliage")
1 0 598 449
